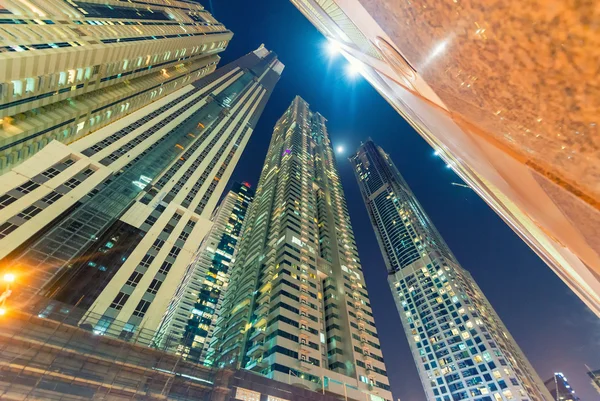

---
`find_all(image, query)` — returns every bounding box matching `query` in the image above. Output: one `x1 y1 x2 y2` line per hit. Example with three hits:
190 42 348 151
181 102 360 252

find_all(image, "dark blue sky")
208 1 600 400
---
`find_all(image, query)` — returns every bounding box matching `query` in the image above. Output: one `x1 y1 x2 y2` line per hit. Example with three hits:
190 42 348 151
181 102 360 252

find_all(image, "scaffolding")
0 296 221 400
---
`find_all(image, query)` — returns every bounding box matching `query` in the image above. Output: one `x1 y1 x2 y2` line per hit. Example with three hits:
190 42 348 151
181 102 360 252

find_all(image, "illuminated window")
25 78 35 93
234 388 260 401
267 396 289 401
12 80 23 96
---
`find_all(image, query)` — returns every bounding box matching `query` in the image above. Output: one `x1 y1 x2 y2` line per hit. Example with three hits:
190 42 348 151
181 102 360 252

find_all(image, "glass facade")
350 140 551 401
154 182 255 363
544 373 580 401
0 48 283 344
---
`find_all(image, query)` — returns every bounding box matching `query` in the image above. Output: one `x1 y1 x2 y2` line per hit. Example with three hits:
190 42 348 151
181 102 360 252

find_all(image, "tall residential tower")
291 0 600 317
211 97 392 401
544 373 580 401
0 0 231 172
154 181 254 362
0 47 283 341
350 140 551 401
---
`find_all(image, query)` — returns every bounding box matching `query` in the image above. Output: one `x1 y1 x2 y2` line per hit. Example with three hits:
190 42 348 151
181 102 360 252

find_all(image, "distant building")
588 368 600 395
350 140 552 401
211 97 392 401
154 181 254 363
0 0 231 172
290 0 600 317
0 47 283 343
544 373 580 401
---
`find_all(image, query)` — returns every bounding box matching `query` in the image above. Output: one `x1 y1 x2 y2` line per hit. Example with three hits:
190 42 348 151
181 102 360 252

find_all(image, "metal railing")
0 296 216 400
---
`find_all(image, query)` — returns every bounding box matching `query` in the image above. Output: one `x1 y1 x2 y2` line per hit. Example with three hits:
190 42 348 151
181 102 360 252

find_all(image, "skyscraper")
544 373 580 401
211 97 392 401
350 140 552 401
587 368 600 395
0 0 232 172
0 46 283 339
154 181 255 363
290 0 600 317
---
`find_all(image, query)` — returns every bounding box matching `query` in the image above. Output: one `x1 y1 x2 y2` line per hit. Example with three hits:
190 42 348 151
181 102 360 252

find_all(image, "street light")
0 272 15 315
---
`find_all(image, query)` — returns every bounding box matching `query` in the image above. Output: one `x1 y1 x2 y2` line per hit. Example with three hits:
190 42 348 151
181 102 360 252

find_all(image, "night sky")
207 1 600 400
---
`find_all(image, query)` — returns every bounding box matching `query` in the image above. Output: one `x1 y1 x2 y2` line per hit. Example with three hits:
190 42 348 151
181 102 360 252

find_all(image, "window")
16 181 40 194
93 316 114 335
151 239 164 250
42 167 61 179
234 388 260 401
158 261 172 274
132 299 151 317
25 78 35 93
0 222 18 239
267 396 289 401
168 246 180 258
12 80 23 96
126 272 143 287
17 205 42 220
139 254 155 268
0 194 17 210
147 279 162 294
178 231 189 241
64 178 81 189
40 191 63 205
82 168 95 176
110 292 130 310
62 158 75 167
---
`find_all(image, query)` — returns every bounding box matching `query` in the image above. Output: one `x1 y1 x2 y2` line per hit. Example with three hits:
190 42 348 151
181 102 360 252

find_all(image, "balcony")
246 358 268 372
246 341 265 359
299 358 315 370
249 328 267 343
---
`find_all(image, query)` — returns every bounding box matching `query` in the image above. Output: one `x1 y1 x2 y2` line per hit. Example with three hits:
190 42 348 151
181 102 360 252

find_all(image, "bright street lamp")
3 273 15 283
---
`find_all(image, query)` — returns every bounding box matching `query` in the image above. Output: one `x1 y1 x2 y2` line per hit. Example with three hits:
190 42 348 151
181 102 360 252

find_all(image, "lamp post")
0 273 15 315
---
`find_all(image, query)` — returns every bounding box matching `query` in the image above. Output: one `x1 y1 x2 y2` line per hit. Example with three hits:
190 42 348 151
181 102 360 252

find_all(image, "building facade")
543 373 580 401
0 47 283 340
350 140 551 401
0 0 232 172
587 368 600 395
154 181 255 363
290 0 600 317
0 299 362 401
211 97 392 401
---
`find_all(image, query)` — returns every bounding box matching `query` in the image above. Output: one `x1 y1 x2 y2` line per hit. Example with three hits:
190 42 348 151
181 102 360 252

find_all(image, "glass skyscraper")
350 140 551 401
544 373 580 401
0 0 231 172
0 47 283 341
211 97 392 401
154 181 255 363
588 368 600 395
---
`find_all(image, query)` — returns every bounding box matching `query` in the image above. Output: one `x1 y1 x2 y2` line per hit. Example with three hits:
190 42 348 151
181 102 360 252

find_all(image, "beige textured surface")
359 0 600 203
